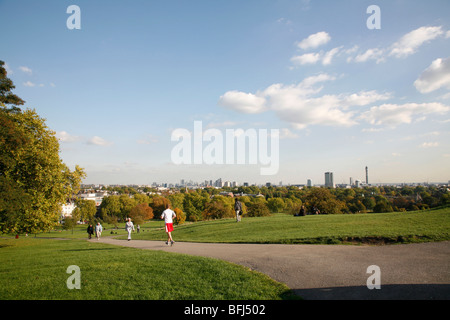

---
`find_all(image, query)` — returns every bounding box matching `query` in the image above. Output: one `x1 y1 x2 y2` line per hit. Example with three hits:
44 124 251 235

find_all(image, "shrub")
174 207 186 225
202 199 234 220
247 201 270 217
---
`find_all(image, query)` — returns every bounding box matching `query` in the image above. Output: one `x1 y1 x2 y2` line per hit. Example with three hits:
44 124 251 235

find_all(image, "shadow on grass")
294 284 450 300
60 248 121 252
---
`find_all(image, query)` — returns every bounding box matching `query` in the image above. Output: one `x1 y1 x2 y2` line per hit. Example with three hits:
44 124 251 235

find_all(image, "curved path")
93 238 450 300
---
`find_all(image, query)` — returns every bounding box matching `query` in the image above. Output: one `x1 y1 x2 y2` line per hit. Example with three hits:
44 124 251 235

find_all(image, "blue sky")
1 0 450 185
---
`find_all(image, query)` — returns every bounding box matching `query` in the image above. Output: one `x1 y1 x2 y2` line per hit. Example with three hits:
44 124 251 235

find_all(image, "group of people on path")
87 203 177 246
87 222 103 240
88 199 245 244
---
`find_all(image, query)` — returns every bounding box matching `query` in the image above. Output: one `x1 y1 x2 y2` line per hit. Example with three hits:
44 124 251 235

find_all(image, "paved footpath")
93 238 450 300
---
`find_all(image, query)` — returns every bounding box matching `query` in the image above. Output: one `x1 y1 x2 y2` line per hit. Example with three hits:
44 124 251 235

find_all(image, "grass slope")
0 238 295 300
132 207 450 245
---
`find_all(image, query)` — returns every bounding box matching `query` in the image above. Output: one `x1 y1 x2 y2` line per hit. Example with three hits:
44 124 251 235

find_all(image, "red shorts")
165 223 174 233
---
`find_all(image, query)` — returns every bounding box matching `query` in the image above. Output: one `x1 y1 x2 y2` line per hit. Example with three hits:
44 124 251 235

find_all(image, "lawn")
131 206 450 245
0 238 295 300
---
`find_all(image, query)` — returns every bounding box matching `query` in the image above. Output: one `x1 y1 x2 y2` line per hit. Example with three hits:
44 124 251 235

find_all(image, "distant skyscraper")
307 179 312 187
365 166 369 185
325 172 334 188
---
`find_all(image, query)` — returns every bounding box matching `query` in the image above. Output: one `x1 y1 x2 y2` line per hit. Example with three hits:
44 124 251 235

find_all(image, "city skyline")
1 1 450 185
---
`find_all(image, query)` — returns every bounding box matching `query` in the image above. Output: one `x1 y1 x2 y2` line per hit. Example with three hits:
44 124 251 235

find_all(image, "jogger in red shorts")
161 204 177 246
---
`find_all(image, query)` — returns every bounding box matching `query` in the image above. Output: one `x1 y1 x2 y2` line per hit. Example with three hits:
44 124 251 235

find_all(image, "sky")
1 0 450 186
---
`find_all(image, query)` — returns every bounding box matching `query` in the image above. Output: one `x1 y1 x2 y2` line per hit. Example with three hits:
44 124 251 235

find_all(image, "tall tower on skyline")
325 172 334 188
365 166 369 185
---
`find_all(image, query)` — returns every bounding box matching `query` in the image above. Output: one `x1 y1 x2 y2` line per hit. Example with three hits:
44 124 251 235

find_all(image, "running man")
161 204 176 246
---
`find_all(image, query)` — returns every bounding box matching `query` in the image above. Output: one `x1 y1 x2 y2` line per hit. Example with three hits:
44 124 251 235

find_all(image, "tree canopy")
0 60 85 234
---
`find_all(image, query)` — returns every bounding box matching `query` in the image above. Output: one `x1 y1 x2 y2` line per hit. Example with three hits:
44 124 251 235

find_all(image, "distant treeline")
74 185 449 225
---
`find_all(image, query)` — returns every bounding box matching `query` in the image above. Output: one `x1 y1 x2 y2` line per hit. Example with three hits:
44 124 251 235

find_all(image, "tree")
267 198 286 213
99 195 122 220
304 187 346 214
174 207 186 225
0 62 85 234
150 195 171 217
72 199 97 222
246 201 270 217
373 195 393 213
129 203 154 225
0 61 25 110
202 195 234 220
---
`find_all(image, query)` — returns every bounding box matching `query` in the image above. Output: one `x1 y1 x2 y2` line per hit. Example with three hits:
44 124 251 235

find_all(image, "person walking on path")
234 198 243 222
125 218 135 241
95 222 103 240
87 224 94 239
161 204 176 246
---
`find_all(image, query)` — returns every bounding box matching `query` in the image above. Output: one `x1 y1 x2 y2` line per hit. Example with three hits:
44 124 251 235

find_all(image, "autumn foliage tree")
129 203 154 225
174 207 186 225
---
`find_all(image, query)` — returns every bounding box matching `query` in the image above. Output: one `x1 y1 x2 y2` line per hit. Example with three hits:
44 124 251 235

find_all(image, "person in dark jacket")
299 205 306 216
234 198 243 222
87 224 94 239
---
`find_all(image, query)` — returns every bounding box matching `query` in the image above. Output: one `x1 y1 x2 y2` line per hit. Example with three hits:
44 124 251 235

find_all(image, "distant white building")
61 202 76 219
80 191 107 206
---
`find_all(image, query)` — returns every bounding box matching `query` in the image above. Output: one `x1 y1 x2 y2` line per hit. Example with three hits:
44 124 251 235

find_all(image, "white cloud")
389 26 444 58
291 47 342 66
414 57 450 93
340 90 391 107
354 48 385 63
297 31 331 50
19 66 33 74
23 81 35 87
420 142 439 148
4 63 13 75
56 131 81 143
322 47 341 65
219 74 390 129
218 90 266 114
291 52 321 65
348 26 444 64
279 128 299 139
137 135 159 145
360 102 450 126
87 136 113 146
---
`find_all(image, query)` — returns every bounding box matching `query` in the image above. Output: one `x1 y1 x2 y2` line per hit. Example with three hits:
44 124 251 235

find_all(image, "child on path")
161 204 176 246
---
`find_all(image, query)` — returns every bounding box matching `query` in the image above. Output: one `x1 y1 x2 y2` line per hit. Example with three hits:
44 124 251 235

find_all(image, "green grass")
0 238 296 300
131 207 450 245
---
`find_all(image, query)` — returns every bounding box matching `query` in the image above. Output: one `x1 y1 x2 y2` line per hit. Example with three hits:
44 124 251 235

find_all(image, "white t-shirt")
125 221 134 231
161 209 176 224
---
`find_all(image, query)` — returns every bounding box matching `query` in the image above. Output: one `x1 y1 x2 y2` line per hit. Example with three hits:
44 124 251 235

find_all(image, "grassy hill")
132 206 450 245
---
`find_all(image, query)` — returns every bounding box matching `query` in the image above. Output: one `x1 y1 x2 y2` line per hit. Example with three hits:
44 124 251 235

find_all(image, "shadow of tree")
294 284 450 300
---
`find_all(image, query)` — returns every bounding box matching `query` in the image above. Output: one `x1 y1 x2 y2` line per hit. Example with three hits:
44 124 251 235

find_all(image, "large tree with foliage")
304 187 346 214
0 60 85 234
